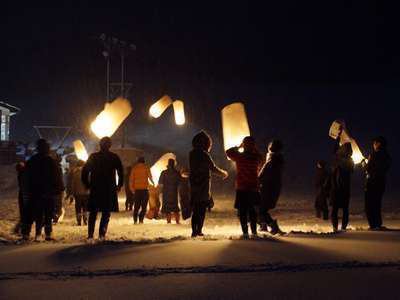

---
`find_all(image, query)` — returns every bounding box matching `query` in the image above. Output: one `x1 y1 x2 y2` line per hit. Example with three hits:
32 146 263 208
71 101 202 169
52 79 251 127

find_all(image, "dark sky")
1 2 399 192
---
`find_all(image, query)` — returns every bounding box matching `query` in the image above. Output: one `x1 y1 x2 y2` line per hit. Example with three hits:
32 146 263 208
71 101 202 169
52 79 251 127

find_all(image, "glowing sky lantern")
329 120 365 164
221 102 251 152
150 153 176 186
73 139 89 161
149 95 173 118
172 100 185 125
90 97 132 139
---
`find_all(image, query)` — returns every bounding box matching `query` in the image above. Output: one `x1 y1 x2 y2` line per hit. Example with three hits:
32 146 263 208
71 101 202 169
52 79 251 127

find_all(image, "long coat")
259 152 284 210
82 150 123 212
365 150 391 194
189 148 217 207
330 155 354 208
159 167 182 213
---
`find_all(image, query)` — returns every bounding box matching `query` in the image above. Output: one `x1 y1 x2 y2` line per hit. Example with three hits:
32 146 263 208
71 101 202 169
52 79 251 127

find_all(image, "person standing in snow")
82 137 124 241
14 162 29 235
66 160 89 226
314 160 330 220
330 138 354 232
258 139 285 235
159 158 183 224
124 165 134 211
129 157 154 224
226 136 264 239
189 131 228 237
362 136 391 230
23 139 65 241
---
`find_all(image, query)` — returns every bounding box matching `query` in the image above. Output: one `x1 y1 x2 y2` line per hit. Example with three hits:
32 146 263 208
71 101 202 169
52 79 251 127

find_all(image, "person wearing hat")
189 131 228 237
362 136 391 230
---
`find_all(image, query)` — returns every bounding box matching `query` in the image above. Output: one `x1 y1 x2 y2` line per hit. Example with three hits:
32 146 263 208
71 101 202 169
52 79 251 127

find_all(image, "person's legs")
197 204 207 235
88 211 97 238
249 205 257 235
174 212 180 224
331 205 339 231
365 190 375 228
191 205 200 236
75 196 82 225
139 191 149 223
43 196 53 239
82 196 89 225
133 192 142 224
238 204 249 235
99 212 111 238
166 213 172 224
342 205 349 230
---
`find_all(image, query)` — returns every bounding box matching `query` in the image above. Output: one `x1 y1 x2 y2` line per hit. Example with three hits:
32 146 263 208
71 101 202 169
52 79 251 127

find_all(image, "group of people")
314 127 391 232
14 126 391 242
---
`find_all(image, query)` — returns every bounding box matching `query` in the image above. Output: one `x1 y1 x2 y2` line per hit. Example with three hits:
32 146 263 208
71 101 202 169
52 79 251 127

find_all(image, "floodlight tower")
96 34 136 147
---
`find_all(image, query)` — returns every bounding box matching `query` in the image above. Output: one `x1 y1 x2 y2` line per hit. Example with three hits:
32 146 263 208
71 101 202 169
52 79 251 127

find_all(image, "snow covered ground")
1 167 400 299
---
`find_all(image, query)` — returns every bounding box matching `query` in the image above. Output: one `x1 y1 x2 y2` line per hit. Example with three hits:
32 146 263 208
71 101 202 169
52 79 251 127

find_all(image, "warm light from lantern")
221 102 251 151
90 97 132 138
173 100 185 125
73 139 89 162
149 95 173 118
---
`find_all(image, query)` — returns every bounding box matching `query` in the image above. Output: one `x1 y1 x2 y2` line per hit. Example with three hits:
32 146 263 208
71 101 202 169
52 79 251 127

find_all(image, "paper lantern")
150 153 176 186
73 139 89 162
91 97 132 138
221 102 251 151
329 120 365 164
149 95 173 118
172 100 185 125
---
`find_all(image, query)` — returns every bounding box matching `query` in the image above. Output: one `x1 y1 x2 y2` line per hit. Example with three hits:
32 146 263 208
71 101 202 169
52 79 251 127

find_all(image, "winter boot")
259 223 269 232
166 213 172 224
174 212 180 224
269 220 284 235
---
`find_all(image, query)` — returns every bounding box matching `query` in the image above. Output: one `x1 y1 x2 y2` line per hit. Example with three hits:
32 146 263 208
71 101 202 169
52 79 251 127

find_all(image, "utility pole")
95 34 136 147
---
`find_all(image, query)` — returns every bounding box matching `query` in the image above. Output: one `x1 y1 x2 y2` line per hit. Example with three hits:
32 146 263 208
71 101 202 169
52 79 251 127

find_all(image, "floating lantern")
91 97 132 139
149 95 173 118
329 120 365 164
150 153 176 186
73 139 89 162
172 100 185 125
221 102 251 152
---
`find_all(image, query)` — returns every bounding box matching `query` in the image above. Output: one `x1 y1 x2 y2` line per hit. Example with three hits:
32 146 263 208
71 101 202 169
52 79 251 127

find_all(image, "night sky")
1 2 399 193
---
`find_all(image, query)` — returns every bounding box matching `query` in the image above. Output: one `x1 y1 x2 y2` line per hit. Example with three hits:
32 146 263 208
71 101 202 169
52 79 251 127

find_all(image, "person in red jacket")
226 136 264 238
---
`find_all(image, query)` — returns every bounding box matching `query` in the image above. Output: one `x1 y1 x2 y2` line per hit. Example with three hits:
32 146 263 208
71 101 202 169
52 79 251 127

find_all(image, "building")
0 101 20 164
0 101 20 141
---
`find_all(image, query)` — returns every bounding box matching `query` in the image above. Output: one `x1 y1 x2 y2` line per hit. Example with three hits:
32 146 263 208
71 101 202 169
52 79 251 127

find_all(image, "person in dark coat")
14 162 29 235
66 160 89 226
258 139 285 235
226 136 264 238
179 168 191 220
330 140 354 232
362 136 391 230
189 131 228 237
82 137 123 241
52 154 65 224
159 158 183 224
314 160 330 220
23 139 65 241
124 165 134 211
